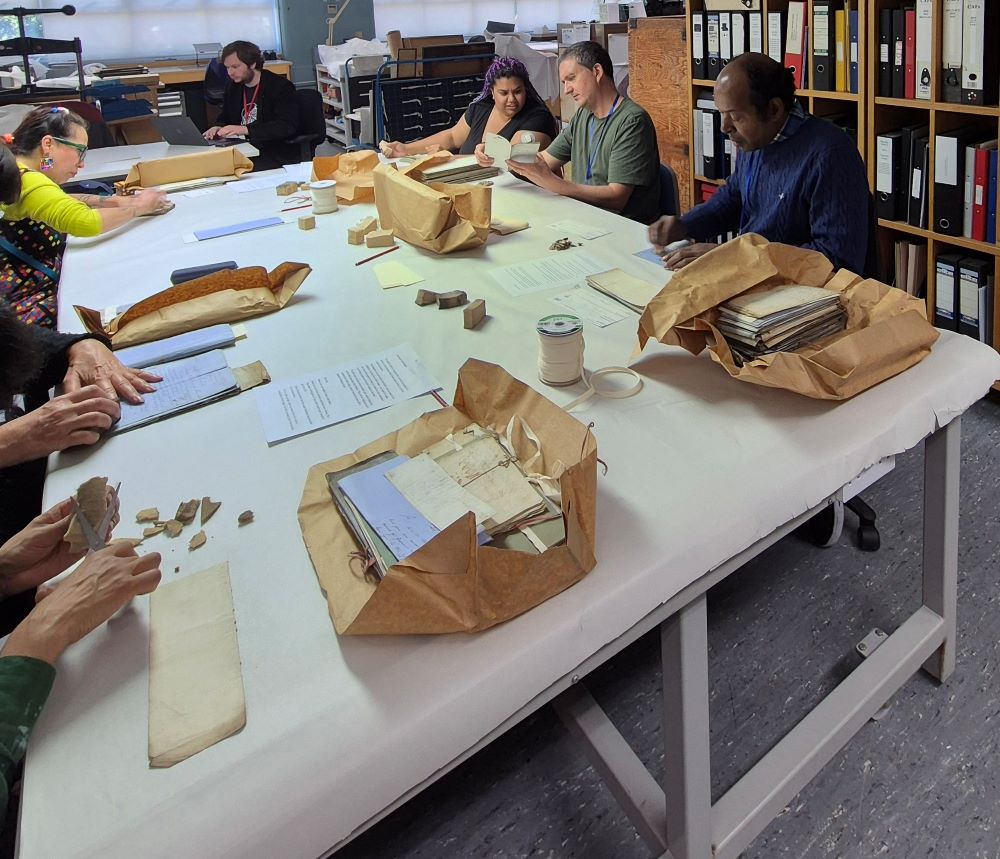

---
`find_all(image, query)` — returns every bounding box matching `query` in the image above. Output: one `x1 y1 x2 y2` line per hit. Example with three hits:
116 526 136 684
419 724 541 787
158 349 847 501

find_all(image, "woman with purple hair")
381 55 557 157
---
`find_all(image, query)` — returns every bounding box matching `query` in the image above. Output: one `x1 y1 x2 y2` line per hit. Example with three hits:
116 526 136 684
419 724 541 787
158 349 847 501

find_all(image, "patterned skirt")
0 216 65 328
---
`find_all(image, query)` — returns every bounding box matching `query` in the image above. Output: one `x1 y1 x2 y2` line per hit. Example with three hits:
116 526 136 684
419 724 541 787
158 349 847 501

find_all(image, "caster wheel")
857 523 880 552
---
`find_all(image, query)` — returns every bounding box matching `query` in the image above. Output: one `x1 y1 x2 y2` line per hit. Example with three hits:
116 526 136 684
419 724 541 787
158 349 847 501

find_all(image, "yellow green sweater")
2 162 101 237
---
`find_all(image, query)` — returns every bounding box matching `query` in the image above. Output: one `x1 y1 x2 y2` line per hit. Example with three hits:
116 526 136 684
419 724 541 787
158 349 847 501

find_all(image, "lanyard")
242 81 261 124
585 94 621 183
738 149 757 235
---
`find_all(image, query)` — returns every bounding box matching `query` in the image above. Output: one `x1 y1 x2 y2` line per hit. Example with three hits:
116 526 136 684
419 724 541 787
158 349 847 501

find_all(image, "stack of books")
326 424 564 579
416 154 499 184
716 285 846 363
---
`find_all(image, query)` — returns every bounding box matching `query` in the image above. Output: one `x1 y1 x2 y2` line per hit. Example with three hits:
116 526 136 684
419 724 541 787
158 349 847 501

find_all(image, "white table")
18 171 1000 858
77 140 259 182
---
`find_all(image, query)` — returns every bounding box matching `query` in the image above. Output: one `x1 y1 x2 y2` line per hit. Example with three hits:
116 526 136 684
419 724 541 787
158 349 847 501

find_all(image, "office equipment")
154 115 241 147
811 2 834 92
890 7 905 98
848 8 860 93
707 12 722 80
934 129 975 235
878 7 892 96
915 0 932 99
903 6 916 99
971 141 997 242
988 147 998 244
785 3 806 88
834 8 847 92
719 12 733 71
907 131 929 229
961 0 998 106
692 11 706 78
958 256 992 341
875 130 904 221
934 253 962 330
767 11 784 65
941 0 963 102
730 12 747 59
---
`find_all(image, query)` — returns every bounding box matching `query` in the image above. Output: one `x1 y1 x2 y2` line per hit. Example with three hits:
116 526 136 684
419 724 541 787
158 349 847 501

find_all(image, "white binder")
915 0 933 100
961 0 986 101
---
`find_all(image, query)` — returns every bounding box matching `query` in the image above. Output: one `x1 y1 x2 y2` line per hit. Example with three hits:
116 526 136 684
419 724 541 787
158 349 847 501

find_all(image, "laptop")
153 115 243 147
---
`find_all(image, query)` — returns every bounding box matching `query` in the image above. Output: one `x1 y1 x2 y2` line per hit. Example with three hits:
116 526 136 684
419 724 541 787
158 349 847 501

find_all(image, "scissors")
72 482 121 552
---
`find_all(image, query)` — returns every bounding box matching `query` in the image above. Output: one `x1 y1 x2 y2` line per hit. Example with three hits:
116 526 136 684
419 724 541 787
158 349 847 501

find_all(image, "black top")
218 69 299 169
459 99 558 154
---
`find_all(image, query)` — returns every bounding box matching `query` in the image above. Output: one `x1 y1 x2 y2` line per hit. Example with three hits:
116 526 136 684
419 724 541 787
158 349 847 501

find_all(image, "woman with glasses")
1 106 170 327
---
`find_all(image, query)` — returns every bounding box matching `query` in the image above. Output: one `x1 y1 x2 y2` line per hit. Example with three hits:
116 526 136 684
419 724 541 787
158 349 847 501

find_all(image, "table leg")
921 416 961 682
661 593 712 859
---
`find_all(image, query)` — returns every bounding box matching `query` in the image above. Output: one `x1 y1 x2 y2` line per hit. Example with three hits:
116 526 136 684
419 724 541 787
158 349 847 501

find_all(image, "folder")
988 149 998 244
701 110 721 179
907 133 929 229
766 12 784 65
848 9 859 93
719 12 733 71
723 138 734 179
933 253 961 330
915 0 932 100
692 12 706 79
904 7 916 100
835 9 847 93
878 9 892 97
891 8 906 99
979 280 994 346
731 12 746 59
784 2 806 89
749 12 764 53
811 2 833 92
875 131 904 222
963 144 976 238
971 143 994 241
961 0 999 106
934 129 974 235
707 13 722 81
958 257 991 340
941 0 963 103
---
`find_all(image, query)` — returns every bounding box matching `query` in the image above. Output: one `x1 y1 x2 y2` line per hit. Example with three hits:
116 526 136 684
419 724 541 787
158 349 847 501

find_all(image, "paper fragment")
201 497 221 525
237 510 254 526
189 531 207 551
175 499 200 524
164 520 184 537
136 508 160 523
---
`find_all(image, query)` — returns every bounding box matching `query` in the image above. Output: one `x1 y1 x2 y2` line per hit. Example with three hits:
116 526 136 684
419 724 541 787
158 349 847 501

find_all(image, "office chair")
284 88 327 163
658 162 680 217
202 58 228 128
809 194 884 552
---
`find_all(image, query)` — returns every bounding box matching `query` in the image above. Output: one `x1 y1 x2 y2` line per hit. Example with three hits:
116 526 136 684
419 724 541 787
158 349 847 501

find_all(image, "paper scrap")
547 219 612 240
182 187 219 199
489 252 608 296
549 285 632 327
385 453 496 531
374 261 424 289
186 216 284 243
254 343 441 444
227 174 289 194
634 247 666 267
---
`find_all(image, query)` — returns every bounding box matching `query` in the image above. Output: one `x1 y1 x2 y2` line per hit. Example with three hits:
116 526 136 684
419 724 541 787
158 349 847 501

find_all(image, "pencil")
355 245 399 266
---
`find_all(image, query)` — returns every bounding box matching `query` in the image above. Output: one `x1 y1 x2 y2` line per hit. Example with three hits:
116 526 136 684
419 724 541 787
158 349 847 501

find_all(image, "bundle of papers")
716 285 846 362
417 154 499 184
325 424 564 579
585 268 667 312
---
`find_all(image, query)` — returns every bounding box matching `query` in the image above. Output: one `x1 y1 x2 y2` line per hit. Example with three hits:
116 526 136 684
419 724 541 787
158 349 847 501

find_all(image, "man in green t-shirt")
501 41 661 224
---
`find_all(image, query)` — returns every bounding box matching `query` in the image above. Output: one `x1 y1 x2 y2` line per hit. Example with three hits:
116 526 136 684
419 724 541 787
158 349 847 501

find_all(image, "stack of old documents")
417 154 499 184
716 285 846 363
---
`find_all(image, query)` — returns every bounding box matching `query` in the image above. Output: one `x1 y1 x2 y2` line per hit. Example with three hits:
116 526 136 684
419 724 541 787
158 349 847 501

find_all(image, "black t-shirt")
459 99 558 154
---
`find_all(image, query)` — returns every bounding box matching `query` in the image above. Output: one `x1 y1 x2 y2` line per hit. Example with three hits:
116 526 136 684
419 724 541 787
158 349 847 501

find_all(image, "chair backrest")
203 58 228 105
296 88 327 141
658 162 680 217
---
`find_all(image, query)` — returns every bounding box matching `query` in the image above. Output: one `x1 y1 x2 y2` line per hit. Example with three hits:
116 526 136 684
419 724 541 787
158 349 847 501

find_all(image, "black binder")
812 2 834 92
692 12 706 79
701 109 722 179
878 9 892 96
707 13 722 81
891 8 906 99
933 128 975 236
934 253 962 331
907 132 929 228
957 257 991 340
875 130 903 221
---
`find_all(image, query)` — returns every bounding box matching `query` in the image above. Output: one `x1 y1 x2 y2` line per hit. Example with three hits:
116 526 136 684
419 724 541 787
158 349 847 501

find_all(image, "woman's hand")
473 143 495 169
130 189 172 216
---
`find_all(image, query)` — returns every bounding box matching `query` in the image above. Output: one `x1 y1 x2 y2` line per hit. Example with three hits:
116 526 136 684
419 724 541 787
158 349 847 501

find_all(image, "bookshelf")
867 0 1000 387
684 1 869 213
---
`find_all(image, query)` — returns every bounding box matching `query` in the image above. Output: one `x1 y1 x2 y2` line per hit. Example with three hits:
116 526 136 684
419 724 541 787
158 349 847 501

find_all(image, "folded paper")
115 148 253 193
311 150 380 203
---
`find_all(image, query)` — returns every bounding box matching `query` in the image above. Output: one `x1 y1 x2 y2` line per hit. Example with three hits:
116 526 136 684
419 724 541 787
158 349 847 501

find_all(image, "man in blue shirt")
649 52 870 273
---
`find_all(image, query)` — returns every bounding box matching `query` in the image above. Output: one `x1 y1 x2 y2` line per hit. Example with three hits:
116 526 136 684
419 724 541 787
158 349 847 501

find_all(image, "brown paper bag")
637 234 939 400
373 163 491 254
298 359 597 635
75 262 311 349
310 150 381 203
115 148 254 193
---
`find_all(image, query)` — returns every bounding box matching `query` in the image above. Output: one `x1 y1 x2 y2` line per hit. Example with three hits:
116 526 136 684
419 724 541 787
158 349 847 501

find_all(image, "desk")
146 60 293 86
76 141 260 183
19 171 1000 858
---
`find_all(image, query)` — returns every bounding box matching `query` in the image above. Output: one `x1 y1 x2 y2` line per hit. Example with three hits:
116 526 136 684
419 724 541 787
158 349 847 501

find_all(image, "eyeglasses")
52 136 88 164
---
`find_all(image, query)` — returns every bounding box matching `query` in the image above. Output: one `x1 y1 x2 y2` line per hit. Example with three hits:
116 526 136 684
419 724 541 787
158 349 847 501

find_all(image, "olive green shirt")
546 96 661 224
0 656 55 823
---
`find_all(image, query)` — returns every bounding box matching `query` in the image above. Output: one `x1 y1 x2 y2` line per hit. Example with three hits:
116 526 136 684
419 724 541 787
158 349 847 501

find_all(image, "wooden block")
347 216 378 245
437 289 468 309
275 181 298 196
463 298 486 329
415 289 439 306
364 228 395 248
298 215 316 231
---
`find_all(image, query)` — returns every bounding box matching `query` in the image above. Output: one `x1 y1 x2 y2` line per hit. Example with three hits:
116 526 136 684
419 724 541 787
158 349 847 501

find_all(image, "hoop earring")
40 155 54 172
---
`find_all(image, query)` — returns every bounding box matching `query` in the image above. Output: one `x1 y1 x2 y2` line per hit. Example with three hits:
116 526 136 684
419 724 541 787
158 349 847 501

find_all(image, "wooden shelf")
800 89 860 101
875 96 932 109
694 175 725 186
692 78 715 87
930 101 1000 116
877 220 1000 256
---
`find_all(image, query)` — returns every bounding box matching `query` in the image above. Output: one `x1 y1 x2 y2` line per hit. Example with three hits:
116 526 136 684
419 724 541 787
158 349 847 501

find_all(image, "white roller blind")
31 0 280 62
373 0 596 39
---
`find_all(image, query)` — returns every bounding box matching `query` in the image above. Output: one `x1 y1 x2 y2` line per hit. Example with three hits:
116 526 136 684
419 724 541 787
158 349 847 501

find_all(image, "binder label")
876 138 894 194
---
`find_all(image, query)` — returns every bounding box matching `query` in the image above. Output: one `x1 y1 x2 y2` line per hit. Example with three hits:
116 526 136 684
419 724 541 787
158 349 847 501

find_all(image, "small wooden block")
437 289 468 309
415 289 439 306
298 214 316 231
463 299 486 329
275 181 299 196
347 216 378 245
364 228 395 248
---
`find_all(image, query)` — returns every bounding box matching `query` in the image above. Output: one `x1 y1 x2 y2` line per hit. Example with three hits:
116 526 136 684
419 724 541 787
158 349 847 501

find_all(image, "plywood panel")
629 16 691 212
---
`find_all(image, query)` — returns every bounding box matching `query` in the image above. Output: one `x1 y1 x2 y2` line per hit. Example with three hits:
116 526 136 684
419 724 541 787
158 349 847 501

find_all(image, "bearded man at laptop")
204 40 298 170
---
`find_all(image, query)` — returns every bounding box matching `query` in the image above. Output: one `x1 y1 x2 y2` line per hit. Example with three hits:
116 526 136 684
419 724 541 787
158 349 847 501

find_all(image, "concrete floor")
335 394 1000 859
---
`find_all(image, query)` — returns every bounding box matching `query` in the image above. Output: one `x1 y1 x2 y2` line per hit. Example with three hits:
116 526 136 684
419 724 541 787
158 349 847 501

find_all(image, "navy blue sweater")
681 110 870 274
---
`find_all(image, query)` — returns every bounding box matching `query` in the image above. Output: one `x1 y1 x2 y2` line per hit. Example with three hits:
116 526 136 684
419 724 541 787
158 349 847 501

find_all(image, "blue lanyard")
738 149 757 235
585 94 621 183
